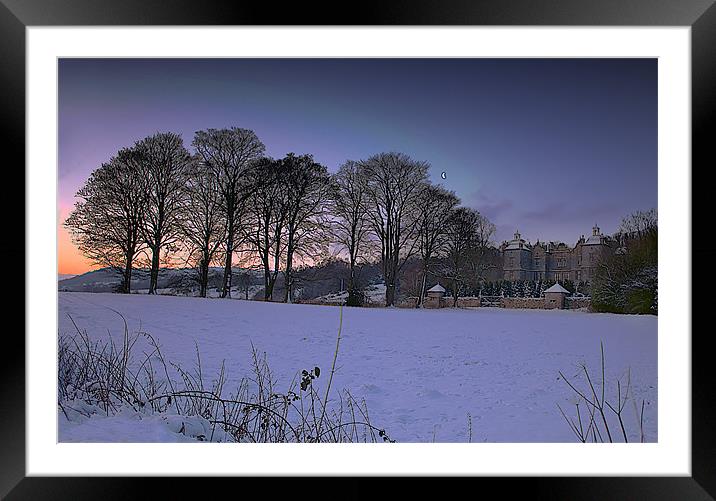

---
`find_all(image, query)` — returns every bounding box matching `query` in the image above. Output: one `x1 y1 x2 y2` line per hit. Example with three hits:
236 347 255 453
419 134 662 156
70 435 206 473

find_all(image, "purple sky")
59 58 656 250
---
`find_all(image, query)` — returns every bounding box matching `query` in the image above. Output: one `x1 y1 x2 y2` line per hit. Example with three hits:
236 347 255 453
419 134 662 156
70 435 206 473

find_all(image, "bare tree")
64 148 147 293
180 158 225 297
193 128 265 298
415 184 459 306
281 153 332 303
465 211 497 292
330 160 373 305
442 207 495 306
617 208 657 240
234 270 256 300
136 132 193 294
360 152 428 306
244 157 289 301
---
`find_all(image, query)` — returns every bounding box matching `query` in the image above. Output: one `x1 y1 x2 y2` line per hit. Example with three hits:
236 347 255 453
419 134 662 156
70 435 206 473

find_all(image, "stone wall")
423 296 448 309
361 295 591 311
396 297 419 308
565 297 592 310
500 296 592 310
298 299 345 306
500 297 546 309
456 297 481 308
393 296 481 308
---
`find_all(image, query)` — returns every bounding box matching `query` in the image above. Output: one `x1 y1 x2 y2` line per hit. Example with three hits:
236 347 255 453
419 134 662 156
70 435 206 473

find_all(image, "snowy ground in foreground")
58 292 657 443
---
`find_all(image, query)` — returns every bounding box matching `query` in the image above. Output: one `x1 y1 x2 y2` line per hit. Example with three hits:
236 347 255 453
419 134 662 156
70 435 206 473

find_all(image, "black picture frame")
3 0 712 498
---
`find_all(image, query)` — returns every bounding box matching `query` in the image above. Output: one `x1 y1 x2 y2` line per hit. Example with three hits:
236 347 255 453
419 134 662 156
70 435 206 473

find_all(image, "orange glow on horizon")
58 224 95 276
57 205 307 275
58 205 95 276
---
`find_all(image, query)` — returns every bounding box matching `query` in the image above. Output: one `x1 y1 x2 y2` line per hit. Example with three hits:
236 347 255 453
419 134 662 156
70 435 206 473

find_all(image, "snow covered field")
58 292 657 443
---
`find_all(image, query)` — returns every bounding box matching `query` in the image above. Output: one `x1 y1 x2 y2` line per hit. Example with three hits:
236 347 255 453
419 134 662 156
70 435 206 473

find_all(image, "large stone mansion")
499 225 613 283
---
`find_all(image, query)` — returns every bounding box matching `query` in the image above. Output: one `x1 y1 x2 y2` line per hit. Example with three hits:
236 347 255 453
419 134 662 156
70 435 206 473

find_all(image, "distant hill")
59 268 128 293
58 267 260 294
58 274 77 281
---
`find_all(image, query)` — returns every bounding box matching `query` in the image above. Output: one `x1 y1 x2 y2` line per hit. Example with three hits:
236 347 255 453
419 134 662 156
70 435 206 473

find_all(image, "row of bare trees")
65 128 495 306
327 152 495 306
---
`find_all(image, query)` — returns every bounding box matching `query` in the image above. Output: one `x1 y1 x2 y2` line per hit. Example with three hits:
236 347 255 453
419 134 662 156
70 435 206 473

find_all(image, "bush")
625 288 656 315
591 214 657 315
346 287 364 307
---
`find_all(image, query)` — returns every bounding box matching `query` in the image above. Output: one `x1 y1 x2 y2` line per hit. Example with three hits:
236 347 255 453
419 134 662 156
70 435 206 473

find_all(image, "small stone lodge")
422 282 575 310
542 283 570 309
424 283 447 308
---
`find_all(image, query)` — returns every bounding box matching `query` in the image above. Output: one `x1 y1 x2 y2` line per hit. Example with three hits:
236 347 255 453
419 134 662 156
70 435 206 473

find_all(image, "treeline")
591 209 658 314
467 279 589 299
65 128 496 307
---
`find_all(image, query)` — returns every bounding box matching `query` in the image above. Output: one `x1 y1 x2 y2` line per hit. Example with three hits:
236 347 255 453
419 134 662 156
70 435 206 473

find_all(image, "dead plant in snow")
557 342 648 443
58 307 393 443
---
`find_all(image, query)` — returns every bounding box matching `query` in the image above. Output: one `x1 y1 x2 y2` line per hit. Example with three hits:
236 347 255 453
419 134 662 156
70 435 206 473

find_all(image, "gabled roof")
427 283 446 293
544 283 570 294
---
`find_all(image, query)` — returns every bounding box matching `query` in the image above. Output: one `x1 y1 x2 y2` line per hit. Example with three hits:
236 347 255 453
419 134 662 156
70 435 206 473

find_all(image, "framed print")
3 0 714 498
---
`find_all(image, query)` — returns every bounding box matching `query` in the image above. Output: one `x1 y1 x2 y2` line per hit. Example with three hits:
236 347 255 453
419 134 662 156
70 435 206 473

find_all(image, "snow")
60 406 213 443
314 283 387 305
315 290 349 303
58 292 658 443
427 283 446 293
584 233 604 245
365 283 387 302
544 283 570 294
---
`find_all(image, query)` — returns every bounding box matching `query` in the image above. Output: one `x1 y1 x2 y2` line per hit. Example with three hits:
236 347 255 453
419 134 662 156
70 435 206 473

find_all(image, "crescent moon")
441 172 447 179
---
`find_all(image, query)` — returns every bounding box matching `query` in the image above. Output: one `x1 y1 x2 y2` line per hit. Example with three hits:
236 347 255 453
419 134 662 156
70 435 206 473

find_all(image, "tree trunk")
199 256 209 298
221 221 234 298
261 250 271 301
123 252 133 294
271 268 280 301
418 272 427 308
267 236 281 302
264 270 271 300
149 245 160 294
284 237 294 303
385 281 396 307
348 260 356 296
283 268 291 302
383 255 398 307
418 256 430 308
263 257 280 301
